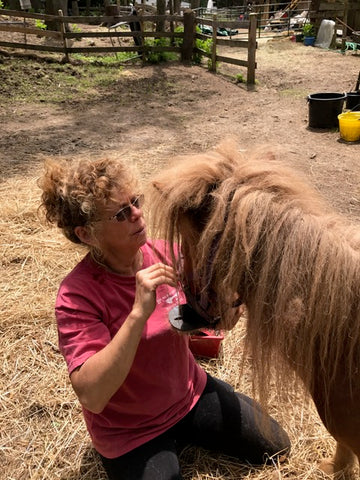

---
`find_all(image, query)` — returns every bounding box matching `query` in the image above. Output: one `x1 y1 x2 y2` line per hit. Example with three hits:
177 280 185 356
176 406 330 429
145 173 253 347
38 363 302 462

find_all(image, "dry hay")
1 159 338 480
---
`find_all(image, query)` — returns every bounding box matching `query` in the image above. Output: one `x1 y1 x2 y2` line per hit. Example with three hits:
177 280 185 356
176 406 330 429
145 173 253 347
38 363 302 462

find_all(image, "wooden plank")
66 45 143 53
0 9 62 20
68 14 181 23
58 9 69 62
182 9 195 63
0 9 183 24
211 13 217 72
247 12 257 85
341 0 349 52
68 45 180 53
196 17 215 26
318 3 346 11
64 31 183 39
194 47 211 58
196 17 248 28
0 24 62 38
312 12 344 17
0 40 65 52
143 45 180 52
215 54 249 67
196 32 212 41
215 37 249 47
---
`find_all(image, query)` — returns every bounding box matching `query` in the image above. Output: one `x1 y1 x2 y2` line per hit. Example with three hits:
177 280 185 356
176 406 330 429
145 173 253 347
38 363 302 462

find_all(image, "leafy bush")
174 26 214 69
72 24 82 33
35 19 47 30
144 37 178 64
302 23 315 37
235 73 245 83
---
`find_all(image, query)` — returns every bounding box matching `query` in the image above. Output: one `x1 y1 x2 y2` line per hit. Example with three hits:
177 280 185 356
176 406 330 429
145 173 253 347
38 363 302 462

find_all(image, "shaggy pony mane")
150 142 360 412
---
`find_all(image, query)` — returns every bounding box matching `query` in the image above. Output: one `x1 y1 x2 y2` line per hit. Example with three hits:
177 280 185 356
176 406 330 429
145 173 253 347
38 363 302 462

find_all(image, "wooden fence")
0 8 258 84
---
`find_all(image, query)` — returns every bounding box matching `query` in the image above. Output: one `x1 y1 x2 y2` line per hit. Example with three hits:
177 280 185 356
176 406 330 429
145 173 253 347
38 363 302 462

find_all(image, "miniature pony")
150 142 360 478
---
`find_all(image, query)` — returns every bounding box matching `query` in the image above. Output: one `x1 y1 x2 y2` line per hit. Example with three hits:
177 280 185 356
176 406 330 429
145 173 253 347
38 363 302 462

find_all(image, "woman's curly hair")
38 157 139 244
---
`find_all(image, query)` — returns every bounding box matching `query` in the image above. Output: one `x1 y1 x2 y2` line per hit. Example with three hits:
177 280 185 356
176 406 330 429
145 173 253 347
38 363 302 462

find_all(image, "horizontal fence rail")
0 8 258 83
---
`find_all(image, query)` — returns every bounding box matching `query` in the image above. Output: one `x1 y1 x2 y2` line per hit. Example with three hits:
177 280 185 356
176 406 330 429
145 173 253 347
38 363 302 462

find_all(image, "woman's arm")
70 262 177 414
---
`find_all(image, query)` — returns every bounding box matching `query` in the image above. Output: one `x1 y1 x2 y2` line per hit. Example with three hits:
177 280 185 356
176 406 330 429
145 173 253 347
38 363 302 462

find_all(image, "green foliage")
144 37 178 64
35 19 47 30
174 26 214 69
235 73 245 84
302 23 315 37
71 24 82 33
0 0 4 8
72 53 134 65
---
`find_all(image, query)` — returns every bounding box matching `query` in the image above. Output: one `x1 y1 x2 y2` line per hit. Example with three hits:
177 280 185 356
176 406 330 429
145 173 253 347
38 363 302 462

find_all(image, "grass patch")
0 57 131 104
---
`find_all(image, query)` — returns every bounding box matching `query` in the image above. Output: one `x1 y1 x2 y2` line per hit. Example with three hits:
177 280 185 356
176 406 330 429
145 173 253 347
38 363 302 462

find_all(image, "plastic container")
346 92 360 111
308 92 346 128
189 329 224 358
338 112 360 142
315 19 335 49
304 36 315 46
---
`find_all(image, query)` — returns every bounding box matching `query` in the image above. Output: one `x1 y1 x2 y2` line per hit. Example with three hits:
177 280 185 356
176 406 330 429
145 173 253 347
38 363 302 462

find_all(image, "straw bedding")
1 160 341 480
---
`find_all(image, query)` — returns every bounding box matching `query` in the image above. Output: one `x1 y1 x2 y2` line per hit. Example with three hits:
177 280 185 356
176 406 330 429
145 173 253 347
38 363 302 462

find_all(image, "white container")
19 0 32 9
315 19 335 49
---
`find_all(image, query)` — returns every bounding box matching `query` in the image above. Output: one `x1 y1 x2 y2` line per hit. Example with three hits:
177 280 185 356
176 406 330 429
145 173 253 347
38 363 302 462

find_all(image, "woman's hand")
132 262 177 320
70 262 177 414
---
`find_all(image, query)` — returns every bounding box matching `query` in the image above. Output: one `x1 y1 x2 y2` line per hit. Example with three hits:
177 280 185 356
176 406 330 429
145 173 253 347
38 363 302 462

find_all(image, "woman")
39 156 290 480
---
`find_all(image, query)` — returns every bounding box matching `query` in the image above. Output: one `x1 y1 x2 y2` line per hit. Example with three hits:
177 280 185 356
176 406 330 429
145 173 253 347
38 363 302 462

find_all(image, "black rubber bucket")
307 92 346 128
346 92 360 111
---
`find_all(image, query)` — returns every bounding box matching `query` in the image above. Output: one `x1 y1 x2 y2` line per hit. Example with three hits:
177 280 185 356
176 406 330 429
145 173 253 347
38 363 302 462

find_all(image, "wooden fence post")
140 15 146 64
247 12 257 85
211 13 217 72
58 9 70 62
181 9 195 64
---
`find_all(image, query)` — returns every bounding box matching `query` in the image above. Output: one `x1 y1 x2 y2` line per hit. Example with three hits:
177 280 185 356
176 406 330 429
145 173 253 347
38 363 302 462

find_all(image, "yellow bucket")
338 112 360 142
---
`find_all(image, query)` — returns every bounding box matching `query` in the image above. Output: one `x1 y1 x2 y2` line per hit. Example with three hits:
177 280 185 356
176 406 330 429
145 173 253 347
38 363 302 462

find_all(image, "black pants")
100 374 290 480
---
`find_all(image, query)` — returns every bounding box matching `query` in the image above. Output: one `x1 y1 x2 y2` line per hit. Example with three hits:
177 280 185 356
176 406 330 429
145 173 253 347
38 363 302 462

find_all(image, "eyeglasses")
108 194 145 222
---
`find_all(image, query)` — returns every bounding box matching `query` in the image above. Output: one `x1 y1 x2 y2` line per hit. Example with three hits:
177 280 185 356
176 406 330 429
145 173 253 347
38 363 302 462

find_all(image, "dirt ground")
1 36 360 217
1 35 360 480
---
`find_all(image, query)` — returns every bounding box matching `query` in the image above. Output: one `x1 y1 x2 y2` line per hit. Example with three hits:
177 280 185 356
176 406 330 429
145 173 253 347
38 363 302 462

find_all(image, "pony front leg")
319 442 358 478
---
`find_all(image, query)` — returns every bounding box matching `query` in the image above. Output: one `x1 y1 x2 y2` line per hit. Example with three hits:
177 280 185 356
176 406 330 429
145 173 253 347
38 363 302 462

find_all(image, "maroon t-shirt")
56 240 207 458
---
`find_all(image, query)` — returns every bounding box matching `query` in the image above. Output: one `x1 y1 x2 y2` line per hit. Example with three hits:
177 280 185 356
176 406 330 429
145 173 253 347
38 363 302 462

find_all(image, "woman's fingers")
136 263 177 290
133 263 178 319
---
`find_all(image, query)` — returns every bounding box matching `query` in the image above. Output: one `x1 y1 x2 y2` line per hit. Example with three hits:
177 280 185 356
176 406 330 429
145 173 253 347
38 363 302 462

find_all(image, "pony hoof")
319 458 357 479
319 458 336 475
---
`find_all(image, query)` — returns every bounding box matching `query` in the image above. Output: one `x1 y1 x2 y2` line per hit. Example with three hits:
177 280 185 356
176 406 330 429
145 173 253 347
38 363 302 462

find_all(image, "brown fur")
150 141 360 477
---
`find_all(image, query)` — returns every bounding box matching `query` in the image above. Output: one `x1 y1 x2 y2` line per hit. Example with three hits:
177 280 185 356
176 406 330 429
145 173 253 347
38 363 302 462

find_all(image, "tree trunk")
71 0 79 16
31 0 43 11
45 0 69 31
156 0 166 32
8 0 21 9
